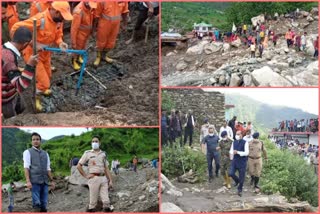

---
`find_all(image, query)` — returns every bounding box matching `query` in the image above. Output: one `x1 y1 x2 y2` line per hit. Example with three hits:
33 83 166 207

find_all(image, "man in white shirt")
219 120 233 139
23 132 55 212
229 131 249 197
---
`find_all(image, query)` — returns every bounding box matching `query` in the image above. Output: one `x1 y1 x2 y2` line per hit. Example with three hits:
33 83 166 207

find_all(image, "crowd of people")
269 136 318 175
193 10 319 59
272 118 319 133
1 1 159 117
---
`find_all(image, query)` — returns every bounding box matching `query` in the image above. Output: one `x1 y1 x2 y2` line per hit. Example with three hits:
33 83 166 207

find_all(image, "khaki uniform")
219 138 233 175
248 139 266 177
79 150 110 209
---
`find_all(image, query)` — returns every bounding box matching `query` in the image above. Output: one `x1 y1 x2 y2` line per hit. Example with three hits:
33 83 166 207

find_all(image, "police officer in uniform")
77 136 113 212
219 131 233 189
248 132 267 193
229 130 249 197
202 126 220 183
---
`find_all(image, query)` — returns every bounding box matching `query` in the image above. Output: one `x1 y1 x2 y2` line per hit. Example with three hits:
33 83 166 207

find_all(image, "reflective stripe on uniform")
79 24 92 30
40 17 45 30
36 2 42 12
101 14 121 21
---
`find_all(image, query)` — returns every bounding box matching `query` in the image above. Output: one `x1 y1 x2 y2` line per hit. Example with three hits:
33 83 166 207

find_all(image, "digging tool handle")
32 19 37 113
145 18 150 43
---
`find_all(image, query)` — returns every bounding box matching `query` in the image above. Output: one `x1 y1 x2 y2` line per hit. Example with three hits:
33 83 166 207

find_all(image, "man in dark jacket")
184 109 196 147
228 116 237 140
202 126 220 183
229 130 249 197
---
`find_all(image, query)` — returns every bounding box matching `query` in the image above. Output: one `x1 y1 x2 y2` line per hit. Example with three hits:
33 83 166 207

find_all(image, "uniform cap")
253 132 260 139
51 1 73 21
221 131 227 138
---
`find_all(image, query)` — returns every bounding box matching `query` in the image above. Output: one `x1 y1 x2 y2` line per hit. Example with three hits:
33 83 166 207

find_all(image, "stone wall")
164 89 225 129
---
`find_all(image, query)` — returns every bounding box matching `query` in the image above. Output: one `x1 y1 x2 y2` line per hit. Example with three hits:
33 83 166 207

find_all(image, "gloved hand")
59 42 68 51
27 54 38 67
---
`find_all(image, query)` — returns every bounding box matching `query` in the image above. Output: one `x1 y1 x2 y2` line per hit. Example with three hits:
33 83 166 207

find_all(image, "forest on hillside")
162 2 318 33
2 128 159 183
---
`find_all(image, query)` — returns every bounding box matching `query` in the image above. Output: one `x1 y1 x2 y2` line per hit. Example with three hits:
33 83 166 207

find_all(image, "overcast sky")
203 88 318 115
19 128 92 140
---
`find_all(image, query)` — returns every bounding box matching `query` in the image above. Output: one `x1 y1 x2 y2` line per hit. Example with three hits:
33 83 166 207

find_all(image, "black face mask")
53 17 63 23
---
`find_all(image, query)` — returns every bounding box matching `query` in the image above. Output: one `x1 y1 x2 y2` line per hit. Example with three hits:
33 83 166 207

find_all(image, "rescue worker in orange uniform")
11 1 73 111
29 1 52 18
70 2 97 71
93 2 129 66
6 2 19 31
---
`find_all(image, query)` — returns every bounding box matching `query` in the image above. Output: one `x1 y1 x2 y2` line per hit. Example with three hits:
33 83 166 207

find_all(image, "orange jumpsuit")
6 4 19 31
29 2 51 17
95 2 129 50
71 2 95 50
11 10 63 92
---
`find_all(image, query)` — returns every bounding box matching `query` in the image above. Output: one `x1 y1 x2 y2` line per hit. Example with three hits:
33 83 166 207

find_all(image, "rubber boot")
223 174 227 186
72 58 81 70
43 89 52 96
78 55 83 64
35 96 43 112
227 176 232 189
254 176 260 189
94 51 101 67
105 55 114 63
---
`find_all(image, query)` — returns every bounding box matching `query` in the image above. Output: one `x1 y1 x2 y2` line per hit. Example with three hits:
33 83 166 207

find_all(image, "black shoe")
238 191 242 197
233 181 239 187
40 208 47 212
33 207 41 212
103 207 114 212
250 176 254 186
86 208 96 212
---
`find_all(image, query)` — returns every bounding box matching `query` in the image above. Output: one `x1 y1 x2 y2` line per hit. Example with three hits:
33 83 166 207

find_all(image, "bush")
162 146 207 181
261 138 318 207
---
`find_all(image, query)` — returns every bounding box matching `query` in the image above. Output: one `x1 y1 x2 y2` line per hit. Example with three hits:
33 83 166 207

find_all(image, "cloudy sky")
204 88 318 115
19 128 92 140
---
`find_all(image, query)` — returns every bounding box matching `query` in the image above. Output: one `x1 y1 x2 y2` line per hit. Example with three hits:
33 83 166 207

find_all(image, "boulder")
186 41 209 55
204 43 222 54
251 14 265 26
223 43 230 52
306 16 314 22
306 60 318 75
69 166 88 186
176 61 188 71
247 58 257 64
229 73 241 86
284 48 289 53
314 16 318 20
291 22 299 28
300 11 309 17
243 74 253 86
300 22 310 28
231 38 241 48
306 38 315 56
219 75 226 84
310 7 318 15
251 66 293 86
161 203 184 212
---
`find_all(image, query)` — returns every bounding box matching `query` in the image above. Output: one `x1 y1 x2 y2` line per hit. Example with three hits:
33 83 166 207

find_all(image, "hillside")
161 2 317 33
2 128 159 183
161 2 231 33
225 93 317 132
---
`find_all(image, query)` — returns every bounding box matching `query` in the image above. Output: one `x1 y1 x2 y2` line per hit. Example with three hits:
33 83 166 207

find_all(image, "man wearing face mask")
77 136 114 212
23 132 55 212
219 120 233 140
229 130 249 197
11 1 73 112
202 126 220 183
219 131 233 189
70 1 97 70
243 129 253 143
2 26 38 119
